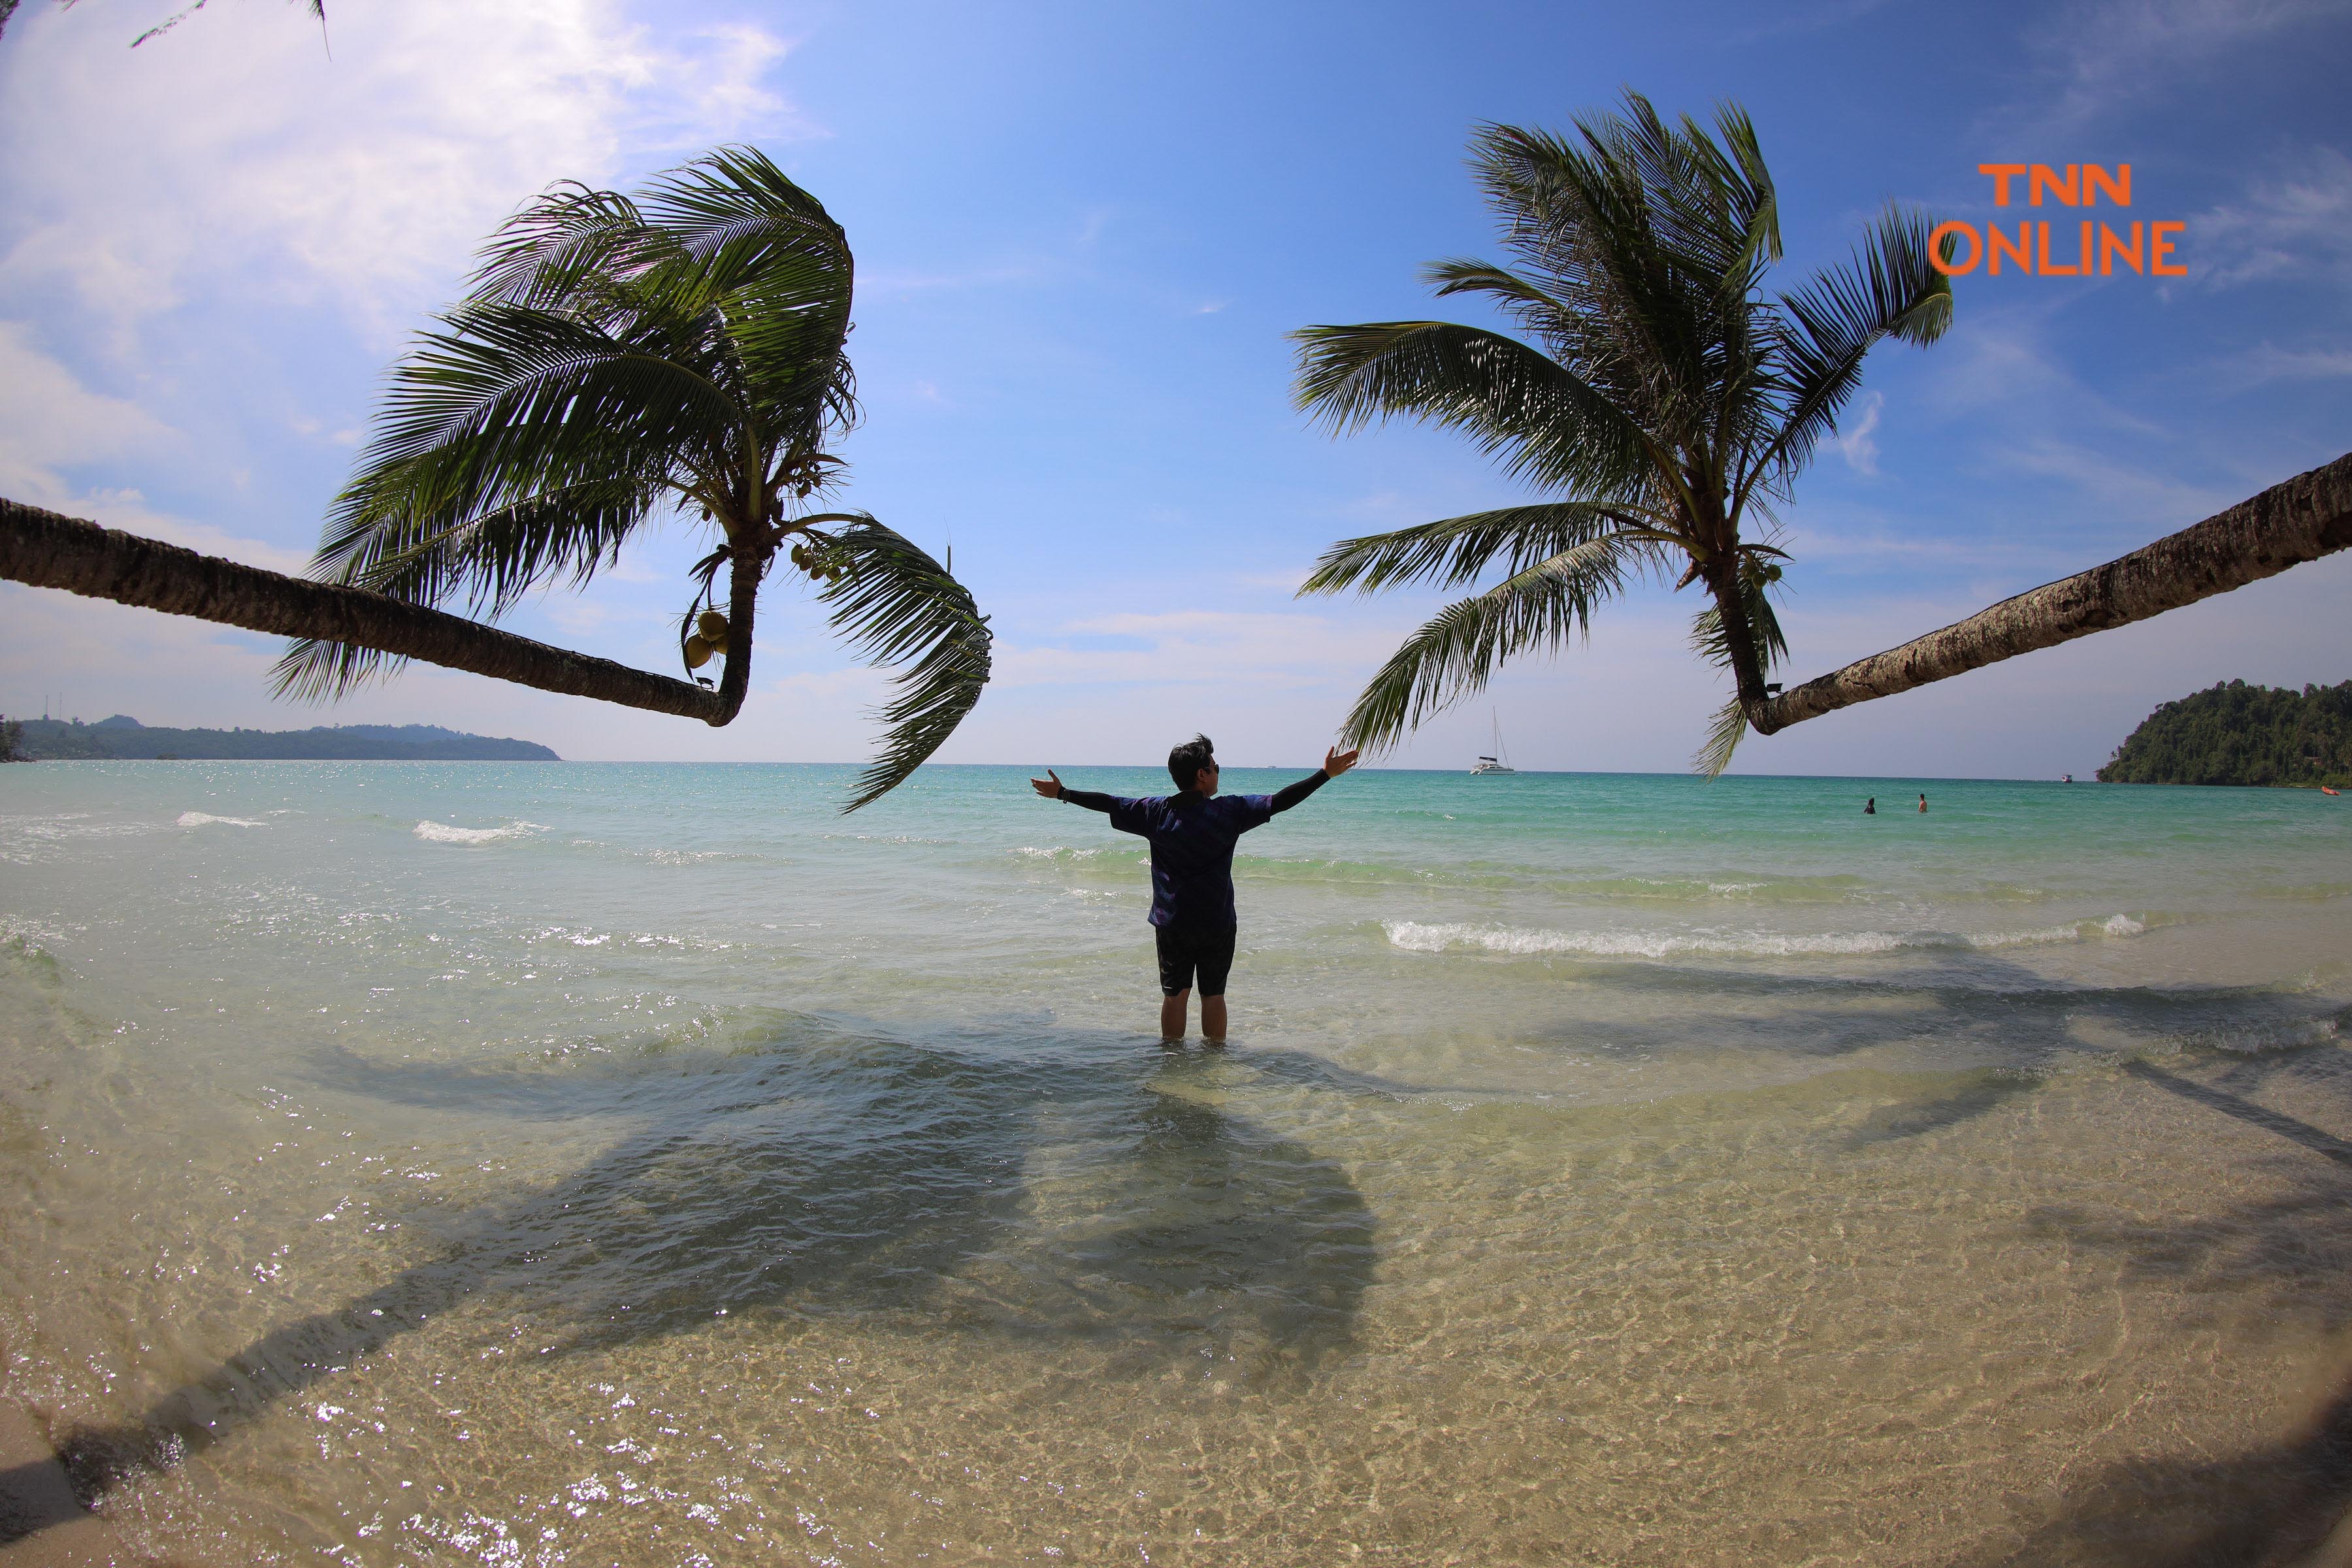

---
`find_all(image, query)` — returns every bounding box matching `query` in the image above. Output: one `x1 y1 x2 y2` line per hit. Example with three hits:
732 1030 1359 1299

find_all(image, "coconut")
697 609 728 640
684 634 714 669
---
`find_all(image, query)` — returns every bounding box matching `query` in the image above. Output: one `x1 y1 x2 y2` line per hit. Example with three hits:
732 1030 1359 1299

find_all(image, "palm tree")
1292 94 1951 772
265 146 990 810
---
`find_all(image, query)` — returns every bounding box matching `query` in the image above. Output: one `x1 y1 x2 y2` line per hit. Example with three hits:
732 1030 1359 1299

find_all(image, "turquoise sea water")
3 761 2349 1564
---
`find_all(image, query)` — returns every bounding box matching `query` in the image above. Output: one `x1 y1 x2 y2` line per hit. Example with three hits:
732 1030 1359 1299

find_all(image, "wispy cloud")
1833 391 1884 476
2191 146 2352 287
1997 435 2236 522
2215 341 2352 389
2008 0 2349 129
994 609 1393 691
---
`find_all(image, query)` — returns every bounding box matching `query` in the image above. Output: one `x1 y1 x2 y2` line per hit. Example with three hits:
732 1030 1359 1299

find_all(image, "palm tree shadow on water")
2 1015 1389 1541
1515 950 2352 1563
1950 1052 2352 1568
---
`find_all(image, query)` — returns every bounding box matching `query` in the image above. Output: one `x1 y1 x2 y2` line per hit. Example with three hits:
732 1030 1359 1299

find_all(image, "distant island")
2098 679 2351 788
7 715 559 762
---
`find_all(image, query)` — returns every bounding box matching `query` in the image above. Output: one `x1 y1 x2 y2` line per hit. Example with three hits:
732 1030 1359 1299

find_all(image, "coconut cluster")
684 608 730 670
791 541 847 583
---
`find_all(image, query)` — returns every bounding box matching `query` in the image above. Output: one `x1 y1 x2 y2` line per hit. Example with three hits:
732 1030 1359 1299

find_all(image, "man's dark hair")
1168 734 1216 791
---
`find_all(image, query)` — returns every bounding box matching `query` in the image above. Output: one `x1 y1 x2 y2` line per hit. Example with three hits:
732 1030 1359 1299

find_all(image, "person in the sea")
1864 797 1876 815
1918 792 1929 813
1030 734 1358 1043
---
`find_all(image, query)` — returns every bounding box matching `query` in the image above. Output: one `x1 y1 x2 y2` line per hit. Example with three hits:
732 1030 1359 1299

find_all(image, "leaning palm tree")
1293 94 1951 772
271 146 990 810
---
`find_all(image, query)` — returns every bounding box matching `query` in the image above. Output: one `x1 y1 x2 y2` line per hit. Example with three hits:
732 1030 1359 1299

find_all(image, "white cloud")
0 0 808 344
0 321 171 477
1833 391 1882 475
0 321 314 573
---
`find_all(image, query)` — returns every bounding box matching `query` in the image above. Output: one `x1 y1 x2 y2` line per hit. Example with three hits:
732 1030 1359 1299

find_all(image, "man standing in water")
1030 735 1358 1043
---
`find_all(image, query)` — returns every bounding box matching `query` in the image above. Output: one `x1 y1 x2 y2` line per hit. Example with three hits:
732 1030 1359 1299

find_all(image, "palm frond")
1290 319 1656 497
1748 204 1952 502
272 478 670 703
270 634 403 705
308 302 743 611
1339 536 1645 751
812 517 993 811
1693 693 1750 778
636 149 857 443
1684 564 1789 776
1299 503 1673 596
114 0 323 48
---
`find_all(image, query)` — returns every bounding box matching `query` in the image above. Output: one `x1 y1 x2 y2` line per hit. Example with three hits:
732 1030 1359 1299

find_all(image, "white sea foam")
413 820 546 846
1383 914 2152 960
178 811 267 828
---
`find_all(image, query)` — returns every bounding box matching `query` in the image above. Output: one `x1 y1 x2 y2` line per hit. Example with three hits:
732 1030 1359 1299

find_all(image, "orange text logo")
1931 165 2183 278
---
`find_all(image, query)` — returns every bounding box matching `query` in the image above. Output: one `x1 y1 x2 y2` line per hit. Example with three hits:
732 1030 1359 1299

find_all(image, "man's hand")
1030 769 1066 800
1322 745 1360 779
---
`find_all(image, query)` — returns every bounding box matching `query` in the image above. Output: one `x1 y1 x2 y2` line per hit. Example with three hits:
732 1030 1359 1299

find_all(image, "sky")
1 0 2348 777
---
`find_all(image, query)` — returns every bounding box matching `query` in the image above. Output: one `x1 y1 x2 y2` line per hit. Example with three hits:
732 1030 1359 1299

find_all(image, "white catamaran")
1470 711 1516 775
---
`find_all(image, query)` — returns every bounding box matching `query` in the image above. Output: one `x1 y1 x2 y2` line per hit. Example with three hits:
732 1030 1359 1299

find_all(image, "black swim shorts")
1154 924 1236 998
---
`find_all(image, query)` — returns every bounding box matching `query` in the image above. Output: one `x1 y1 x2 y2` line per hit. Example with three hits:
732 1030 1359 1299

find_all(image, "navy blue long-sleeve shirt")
1060 770 1329 930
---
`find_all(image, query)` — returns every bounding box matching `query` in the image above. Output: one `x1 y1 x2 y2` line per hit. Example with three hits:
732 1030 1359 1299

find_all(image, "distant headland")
2098 679 2351 788
4 715 559 762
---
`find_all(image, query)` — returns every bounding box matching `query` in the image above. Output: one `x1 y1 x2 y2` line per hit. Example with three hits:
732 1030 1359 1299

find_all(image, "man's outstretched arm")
1271 745 1360 813
1029 768 1123 814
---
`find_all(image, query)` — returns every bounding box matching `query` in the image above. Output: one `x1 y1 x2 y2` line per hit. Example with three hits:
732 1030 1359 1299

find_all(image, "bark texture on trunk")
2 497 736 725
1750 450 2352 736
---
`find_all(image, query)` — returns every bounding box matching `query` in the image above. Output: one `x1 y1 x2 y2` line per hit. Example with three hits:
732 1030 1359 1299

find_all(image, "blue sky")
2 0 2347 776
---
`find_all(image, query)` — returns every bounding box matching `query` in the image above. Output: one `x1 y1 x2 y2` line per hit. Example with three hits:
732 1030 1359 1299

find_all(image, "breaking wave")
1384 913 2151 960
177 811 268 828
413 820 546 847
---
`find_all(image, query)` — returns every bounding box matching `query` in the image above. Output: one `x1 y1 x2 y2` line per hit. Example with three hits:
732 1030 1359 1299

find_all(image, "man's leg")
1196 930 1236 1045
1154 926 1195 1040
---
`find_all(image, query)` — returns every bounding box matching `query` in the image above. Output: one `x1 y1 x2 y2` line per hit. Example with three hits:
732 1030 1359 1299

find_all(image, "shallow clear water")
3 761 2350 1565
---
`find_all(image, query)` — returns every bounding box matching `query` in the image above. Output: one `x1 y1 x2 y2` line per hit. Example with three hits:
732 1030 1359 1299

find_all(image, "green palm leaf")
1749 205 1953 502
1340 537 1647 751
813 518 995 812
1300 503 1674 595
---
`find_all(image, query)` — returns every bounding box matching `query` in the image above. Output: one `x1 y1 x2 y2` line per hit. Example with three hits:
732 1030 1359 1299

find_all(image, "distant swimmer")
1864 797 1876 814
1918 793 1929 813
1031 734 1358 1045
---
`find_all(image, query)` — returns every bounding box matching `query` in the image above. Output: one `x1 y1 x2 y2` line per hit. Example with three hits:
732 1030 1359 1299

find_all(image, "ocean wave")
177 811 269 828
414 819 546 846
1012 845 1120 862
1383 913 2151 960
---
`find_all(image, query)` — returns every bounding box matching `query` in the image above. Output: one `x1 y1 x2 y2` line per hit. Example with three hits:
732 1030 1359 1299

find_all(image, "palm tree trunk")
1 497 736 725
1705 560 1772 711
713 543 764 717
1750 450 2352 736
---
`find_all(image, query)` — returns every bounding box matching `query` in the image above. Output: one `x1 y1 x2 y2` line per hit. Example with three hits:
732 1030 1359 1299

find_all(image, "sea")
2 760 2348 1566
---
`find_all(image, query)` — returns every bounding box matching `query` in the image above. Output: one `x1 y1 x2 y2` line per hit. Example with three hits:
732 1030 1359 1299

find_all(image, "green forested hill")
5 717 559 762
2098 680 2352 787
